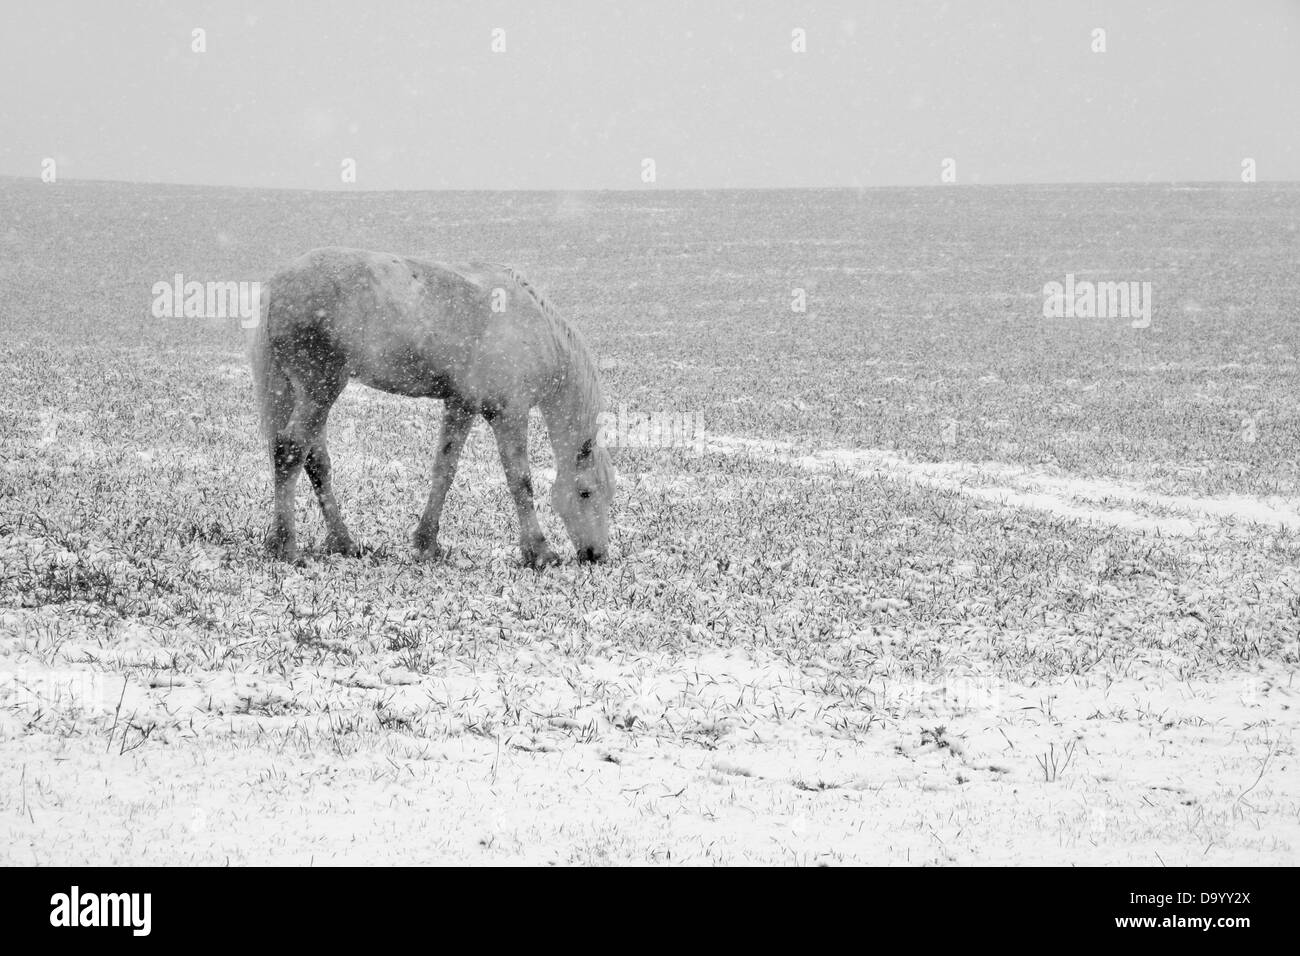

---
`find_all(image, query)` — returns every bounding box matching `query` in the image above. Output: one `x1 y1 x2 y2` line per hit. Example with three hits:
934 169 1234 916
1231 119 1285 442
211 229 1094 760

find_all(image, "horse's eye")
579 490 591 500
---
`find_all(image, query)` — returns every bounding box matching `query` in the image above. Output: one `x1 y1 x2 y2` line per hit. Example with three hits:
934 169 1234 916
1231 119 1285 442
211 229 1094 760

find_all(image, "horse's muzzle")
578 547 606 563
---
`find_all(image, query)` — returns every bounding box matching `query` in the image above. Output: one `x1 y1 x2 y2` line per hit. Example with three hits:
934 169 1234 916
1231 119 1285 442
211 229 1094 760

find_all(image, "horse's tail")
248 284 293 440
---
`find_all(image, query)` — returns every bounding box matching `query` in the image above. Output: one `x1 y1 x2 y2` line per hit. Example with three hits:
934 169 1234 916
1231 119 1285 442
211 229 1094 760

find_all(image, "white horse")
249 247 614 567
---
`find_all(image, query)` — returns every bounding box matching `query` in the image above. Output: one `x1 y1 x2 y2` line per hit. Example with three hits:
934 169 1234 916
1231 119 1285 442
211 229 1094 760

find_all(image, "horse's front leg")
489 411 559 569
413 399 474 561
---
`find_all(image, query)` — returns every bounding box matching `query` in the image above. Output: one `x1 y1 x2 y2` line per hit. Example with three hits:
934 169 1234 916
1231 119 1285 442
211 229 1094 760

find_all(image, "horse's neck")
543 413 578 478
540 338 600 470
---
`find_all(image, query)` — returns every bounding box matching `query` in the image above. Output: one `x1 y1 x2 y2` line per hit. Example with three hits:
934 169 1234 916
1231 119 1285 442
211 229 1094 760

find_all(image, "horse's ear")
577 438 594 463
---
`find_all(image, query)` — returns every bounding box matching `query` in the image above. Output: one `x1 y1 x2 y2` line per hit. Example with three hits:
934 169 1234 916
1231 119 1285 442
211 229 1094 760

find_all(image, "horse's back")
264 248 558 406
267 247 513 334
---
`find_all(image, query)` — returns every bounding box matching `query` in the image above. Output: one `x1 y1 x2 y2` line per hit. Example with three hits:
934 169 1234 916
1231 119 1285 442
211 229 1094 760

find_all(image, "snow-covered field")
1 180 1297 864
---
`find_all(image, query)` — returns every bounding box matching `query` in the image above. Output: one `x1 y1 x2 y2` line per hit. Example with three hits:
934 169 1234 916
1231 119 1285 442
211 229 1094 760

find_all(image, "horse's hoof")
265 530 297 563
522 544 560 570
325 535 362 558
414 543 444 563
412 530 443 562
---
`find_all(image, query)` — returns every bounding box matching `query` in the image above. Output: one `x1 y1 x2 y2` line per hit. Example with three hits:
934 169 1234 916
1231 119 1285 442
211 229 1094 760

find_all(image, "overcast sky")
2 0 1297 190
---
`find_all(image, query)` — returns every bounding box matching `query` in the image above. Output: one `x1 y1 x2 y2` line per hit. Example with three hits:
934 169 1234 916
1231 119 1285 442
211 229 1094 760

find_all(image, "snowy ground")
1 180 1297 864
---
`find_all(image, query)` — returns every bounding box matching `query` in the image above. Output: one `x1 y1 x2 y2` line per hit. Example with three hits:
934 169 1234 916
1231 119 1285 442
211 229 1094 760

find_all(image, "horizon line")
1 174 1293 194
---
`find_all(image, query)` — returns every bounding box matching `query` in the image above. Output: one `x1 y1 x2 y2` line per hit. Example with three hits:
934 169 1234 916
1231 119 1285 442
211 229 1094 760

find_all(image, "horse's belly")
351 359 460 401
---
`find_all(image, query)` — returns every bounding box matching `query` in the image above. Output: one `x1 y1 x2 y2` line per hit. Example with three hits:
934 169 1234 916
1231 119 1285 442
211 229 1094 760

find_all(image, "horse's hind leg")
412 398 474 561
266 399 305 562
300 373 358 556
264 380 300 562
266 366 353 560
305 428 359 557
489 409 559 569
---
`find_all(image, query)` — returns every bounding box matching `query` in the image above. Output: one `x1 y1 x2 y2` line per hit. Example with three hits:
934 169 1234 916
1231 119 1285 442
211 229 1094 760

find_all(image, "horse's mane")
505 267 603 435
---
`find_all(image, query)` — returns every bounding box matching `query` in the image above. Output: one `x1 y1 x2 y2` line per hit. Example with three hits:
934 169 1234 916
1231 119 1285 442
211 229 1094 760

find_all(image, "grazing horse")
249 247 614 567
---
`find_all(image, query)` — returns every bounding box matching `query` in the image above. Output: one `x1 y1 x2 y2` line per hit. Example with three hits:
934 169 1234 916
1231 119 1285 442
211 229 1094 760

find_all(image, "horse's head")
553 437 614 562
